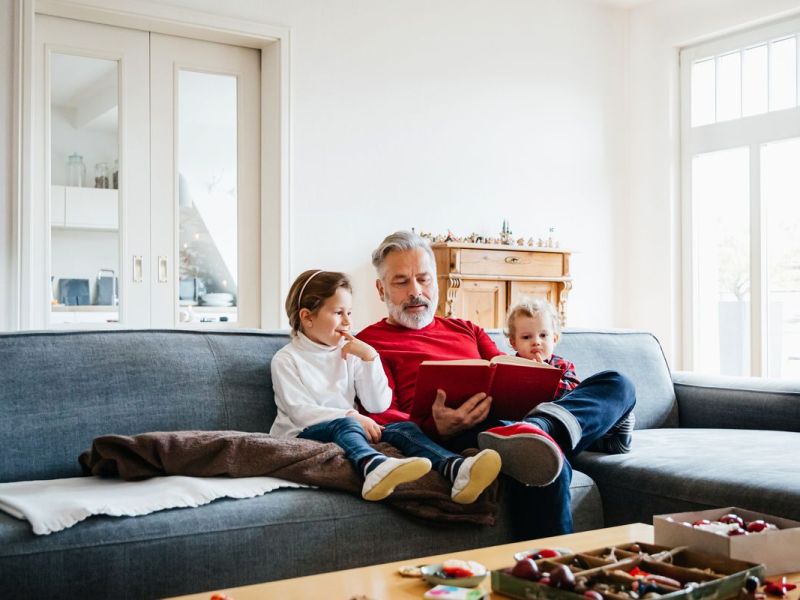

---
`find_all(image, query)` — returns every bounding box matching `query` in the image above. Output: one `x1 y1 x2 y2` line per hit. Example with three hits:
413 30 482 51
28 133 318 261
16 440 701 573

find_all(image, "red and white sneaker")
477 424 563 487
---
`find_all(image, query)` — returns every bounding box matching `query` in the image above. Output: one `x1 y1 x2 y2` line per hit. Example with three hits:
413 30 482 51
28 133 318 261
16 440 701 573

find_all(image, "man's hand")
353 414 383 443
340 332 378 361
431 389 491 437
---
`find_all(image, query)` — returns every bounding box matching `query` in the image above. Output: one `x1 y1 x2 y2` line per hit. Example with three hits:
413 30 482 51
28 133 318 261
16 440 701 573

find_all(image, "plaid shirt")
514 352 579 399
544 354 581 400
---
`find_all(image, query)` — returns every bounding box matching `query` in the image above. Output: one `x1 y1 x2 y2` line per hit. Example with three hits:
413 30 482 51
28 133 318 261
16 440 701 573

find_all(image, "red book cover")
410 356 562 422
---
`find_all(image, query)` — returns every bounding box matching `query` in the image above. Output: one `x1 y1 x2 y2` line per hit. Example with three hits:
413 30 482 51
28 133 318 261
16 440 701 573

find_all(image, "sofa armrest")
673 371 800 431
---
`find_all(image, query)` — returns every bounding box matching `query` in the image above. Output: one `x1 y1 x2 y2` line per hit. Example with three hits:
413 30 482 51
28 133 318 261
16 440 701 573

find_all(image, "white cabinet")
51 186 118 230
50 185 66 226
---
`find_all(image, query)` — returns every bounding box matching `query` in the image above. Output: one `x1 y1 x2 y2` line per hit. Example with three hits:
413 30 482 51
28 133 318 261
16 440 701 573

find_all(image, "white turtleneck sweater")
269 332 392 438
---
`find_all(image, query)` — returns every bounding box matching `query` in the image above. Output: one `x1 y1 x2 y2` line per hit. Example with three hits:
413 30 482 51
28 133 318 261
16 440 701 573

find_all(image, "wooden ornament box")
492 542 764 600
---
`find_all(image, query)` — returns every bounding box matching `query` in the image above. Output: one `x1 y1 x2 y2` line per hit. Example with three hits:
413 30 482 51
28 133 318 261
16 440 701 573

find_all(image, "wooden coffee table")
170 523 800 600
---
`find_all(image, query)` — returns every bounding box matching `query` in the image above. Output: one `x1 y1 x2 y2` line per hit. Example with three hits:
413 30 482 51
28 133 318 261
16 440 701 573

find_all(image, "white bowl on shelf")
200 293 234 307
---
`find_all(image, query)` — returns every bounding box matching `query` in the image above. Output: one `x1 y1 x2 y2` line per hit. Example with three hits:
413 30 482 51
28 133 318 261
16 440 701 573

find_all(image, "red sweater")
356 317 502 436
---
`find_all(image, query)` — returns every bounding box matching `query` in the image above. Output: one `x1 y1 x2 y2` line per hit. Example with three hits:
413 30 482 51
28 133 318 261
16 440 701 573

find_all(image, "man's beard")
385 291 438 329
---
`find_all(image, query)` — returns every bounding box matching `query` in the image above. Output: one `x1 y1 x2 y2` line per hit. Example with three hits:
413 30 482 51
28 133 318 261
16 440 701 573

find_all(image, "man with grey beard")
357 230 635 537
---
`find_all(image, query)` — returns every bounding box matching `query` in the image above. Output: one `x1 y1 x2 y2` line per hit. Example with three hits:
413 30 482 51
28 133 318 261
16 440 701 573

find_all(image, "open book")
411 355 562 422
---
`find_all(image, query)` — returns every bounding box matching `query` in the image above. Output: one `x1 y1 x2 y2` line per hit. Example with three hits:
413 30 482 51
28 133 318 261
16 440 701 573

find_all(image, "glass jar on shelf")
66 153 86 187
94 163 110 189
112 159 119 189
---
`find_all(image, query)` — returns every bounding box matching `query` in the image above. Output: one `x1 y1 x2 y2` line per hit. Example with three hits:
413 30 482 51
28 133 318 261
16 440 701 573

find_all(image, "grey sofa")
0 328 798 599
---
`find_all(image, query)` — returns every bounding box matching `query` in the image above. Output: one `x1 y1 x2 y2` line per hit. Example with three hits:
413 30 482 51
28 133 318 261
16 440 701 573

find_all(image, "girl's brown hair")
285 270 352 335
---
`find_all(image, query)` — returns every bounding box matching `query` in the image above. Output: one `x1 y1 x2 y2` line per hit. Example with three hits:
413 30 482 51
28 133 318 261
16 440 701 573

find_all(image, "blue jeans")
299 417 461 474
445 370 636 538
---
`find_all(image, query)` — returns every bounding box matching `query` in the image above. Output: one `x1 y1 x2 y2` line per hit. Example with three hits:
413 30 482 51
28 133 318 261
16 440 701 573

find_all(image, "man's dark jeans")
446 370 636 538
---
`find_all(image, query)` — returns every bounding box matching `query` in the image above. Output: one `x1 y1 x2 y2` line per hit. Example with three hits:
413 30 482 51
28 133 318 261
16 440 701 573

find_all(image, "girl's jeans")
298 418 460 474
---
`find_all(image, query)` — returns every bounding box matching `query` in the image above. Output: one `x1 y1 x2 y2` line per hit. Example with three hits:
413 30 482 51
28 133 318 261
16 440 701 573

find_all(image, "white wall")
286 0 630 333
625 0 800 365
158 0 630 332
0 0 14 331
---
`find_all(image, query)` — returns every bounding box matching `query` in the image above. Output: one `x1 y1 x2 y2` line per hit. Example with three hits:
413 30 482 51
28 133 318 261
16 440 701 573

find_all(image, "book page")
490 354 558 369
419 359 490 367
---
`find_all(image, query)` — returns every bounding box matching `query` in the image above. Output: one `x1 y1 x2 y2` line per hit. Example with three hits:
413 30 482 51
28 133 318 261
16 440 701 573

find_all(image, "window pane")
692 58 716 126
178 70 238 325
692 147 750 376
762 137 800 378
716 51 741 122
769 37 797 111
49 53 120 327
742 44 768 117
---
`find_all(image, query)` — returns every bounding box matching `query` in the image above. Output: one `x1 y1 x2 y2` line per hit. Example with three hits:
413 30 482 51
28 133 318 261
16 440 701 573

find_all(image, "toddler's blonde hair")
505 298 561 339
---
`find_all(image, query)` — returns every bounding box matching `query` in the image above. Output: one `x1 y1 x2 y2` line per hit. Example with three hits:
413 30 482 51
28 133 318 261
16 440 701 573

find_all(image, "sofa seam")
203 335 232 428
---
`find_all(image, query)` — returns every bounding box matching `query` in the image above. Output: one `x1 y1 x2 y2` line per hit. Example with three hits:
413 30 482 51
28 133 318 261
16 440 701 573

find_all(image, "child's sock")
439 456 465 483
360 455 387 478
592 412 635 454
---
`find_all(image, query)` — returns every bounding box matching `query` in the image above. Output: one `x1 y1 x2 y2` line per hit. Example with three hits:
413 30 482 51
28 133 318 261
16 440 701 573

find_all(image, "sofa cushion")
488 329 678 430
0 471 602 598
573 428 800 526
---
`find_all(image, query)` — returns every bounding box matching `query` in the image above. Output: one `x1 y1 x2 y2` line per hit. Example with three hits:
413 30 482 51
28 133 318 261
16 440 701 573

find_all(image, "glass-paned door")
35 15 150 329
150 34 260 328
33 16 260 329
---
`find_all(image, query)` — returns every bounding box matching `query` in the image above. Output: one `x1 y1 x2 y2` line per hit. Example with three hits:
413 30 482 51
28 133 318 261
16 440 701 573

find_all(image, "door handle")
133 256 143 283
158 256 168 283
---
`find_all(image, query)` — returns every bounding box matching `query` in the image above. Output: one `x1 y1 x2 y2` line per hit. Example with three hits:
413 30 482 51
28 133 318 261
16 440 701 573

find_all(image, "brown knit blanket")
79 431 498 525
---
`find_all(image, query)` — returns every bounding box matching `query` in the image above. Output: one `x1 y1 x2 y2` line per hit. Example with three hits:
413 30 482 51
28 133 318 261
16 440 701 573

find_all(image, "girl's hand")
340 332 378 361
529 351 546 363
353 414 383 442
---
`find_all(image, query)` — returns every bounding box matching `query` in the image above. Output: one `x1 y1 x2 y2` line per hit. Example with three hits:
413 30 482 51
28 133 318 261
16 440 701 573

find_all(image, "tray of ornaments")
491 541 765 600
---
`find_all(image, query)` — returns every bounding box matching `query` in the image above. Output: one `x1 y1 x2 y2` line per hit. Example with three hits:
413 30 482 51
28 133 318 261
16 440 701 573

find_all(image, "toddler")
269 269 501 502
505 298 635 454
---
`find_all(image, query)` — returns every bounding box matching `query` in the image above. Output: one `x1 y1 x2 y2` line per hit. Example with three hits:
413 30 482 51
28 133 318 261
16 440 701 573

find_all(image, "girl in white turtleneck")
269 269 501 503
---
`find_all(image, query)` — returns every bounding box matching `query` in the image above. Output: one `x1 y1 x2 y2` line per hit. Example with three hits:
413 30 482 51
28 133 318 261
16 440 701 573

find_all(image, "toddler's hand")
353 414 383 443
529 351 546 363
340 332 378 361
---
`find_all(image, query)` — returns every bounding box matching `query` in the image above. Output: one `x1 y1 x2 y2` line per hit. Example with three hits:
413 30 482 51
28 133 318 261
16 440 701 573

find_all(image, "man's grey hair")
371 231 436 278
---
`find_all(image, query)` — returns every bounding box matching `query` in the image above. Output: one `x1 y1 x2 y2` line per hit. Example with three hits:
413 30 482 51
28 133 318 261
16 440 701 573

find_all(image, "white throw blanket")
0 475 310 535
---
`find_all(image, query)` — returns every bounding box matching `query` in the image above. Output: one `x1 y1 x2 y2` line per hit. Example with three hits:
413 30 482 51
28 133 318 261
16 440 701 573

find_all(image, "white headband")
297 270 324 309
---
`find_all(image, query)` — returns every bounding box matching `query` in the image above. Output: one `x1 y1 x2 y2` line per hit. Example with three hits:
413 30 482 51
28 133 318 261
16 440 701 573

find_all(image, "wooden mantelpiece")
431 242 572 330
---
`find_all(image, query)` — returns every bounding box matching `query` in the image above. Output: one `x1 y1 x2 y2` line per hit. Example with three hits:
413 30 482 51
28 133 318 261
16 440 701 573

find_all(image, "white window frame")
12 0 292 329
680 15 800 375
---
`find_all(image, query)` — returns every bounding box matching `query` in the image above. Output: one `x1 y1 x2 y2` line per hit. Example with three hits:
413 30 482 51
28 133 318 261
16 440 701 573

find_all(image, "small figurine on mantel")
417 222 560 248
500 219 513 245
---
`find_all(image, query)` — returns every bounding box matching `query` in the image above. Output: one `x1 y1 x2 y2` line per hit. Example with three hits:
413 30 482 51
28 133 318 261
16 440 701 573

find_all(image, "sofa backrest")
489 329 678 430
1 327 677 483
0 329 288 482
